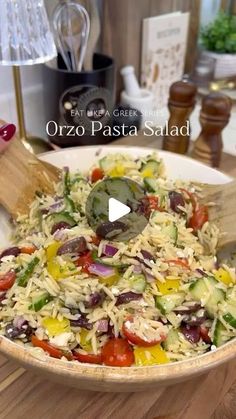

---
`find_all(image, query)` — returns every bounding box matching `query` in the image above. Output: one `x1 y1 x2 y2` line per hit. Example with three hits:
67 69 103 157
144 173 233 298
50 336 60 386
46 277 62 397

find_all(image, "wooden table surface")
1 134 236 419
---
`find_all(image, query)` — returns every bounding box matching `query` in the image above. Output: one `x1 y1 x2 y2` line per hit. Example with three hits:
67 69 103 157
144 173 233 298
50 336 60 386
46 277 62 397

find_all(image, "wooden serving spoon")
202 181 236 264
0 134 61 218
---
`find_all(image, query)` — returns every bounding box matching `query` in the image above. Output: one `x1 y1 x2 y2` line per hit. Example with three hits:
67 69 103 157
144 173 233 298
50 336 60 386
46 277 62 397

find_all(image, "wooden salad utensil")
0 134 61 218
202 180 236 250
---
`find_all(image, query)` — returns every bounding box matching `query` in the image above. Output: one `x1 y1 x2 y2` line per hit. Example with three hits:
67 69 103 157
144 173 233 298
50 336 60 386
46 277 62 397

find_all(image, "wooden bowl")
0 146 234 392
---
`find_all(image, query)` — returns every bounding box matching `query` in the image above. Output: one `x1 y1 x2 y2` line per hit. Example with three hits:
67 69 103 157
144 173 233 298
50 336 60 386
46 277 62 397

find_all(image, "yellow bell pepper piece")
46 242 77 280
141 168 154 178
98 273 119 286
46 242 62 259
47 259 77 280
108 165 125 177
214 268 233 286
134 344 169 366
157 278 180 295
79 329 92 352
42 317 71 337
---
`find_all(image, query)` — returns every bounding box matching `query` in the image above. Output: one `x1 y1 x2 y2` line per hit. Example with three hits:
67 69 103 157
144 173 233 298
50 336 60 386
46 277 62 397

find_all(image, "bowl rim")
0 145 234 387
39 145 232 182
0 335 235 386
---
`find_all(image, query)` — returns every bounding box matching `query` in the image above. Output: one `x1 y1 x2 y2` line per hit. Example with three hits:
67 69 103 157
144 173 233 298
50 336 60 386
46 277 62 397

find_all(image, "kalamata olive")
174 302 202 315
115 291 142 306
96 221 127 239
85 292 104 308
0 292 6 304
182 309 207 326
5 323 20 339
107 321 115 337
169 191 185 213
180 324 200 343
57 237 87 255
51 222 71 235
0 247 20 260
140 250 154 261
21 323 33 338
70 315 93 330
5 321 32 340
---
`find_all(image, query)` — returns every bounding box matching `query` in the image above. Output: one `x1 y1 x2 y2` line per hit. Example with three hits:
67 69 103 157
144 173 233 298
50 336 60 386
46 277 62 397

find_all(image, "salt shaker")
192 92 232 168
163 80 197 154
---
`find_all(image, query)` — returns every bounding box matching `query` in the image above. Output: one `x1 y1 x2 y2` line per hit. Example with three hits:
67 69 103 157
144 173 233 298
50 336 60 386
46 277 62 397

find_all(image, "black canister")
42 53 115 147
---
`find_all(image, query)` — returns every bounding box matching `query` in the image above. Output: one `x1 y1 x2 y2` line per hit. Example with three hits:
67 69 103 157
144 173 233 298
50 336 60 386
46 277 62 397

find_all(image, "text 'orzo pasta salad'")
0 153 235 367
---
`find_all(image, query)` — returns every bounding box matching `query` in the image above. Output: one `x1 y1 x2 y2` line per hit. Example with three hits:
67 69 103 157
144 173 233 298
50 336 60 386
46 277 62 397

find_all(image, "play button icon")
86 177 150 241
108 198 130 222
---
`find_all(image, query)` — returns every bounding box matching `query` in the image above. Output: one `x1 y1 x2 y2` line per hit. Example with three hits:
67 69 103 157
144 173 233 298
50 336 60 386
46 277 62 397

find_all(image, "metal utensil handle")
52 2 73 71
52 1 90 72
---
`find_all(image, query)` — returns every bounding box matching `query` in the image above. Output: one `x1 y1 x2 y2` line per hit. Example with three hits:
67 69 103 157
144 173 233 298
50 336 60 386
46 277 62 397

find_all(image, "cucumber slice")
155 292 185 315
47 211 76 227
163 328 180 351
92 191 108 219
105 178 135 204
29 292 53 312
129 274 147 293
143 177 157 193
64 196 76 213
222 300 236 328
162 223 178 244
141 160 160 177
99 156 113 171
190 277 225 318
92 253 128 270
18 257 40 287
213 320 231 347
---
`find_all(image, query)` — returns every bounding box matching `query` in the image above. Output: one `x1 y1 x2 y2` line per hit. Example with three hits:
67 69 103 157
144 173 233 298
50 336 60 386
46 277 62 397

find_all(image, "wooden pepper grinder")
192 92 232 168
163 80 197 154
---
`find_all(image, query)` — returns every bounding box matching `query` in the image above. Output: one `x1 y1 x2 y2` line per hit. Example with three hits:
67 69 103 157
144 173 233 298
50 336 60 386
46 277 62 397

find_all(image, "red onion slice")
116 291 142 306
88 263 116 278
103 244 118 257
97 319 109 332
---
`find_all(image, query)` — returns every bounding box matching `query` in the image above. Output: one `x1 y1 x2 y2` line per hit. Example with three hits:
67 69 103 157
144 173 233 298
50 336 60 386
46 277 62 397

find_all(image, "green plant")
200 11 236 53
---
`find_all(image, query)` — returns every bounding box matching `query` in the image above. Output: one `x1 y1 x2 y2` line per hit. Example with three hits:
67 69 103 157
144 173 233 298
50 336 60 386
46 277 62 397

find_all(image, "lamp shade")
0 0 57 65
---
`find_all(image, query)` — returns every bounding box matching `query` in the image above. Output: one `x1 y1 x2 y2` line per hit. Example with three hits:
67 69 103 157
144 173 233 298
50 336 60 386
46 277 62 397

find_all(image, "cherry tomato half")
122 318 166 347
0 271 16 291
20 245 37 255
91 168 104 183
90 235 102 246
180 188 198 212
31 335 72 360
76 251 94 274
200 326 212 344
189 205 208 232
73 350 102 364
146 196 160 211
101 338 134 367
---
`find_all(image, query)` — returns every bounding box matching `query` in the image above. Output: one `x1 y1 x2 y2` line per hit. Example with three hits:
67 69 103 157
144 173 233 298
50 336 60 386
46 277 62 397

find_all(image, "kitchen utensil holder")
42 53 115 147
